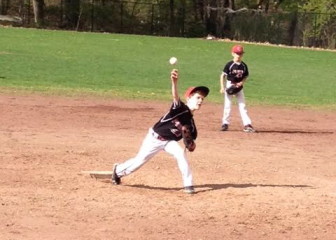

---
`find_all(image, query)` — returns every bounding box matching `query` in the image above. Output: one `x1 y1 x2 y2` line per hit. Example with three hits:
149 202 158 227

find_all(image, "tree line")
1 0 335 49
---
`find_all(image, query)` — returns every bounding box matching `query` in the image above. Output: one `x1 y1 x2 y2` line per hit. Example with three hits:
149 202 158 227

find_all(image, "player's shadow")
194 183 313 193
125 183 313 194
255 129 333 134
124 184 181 192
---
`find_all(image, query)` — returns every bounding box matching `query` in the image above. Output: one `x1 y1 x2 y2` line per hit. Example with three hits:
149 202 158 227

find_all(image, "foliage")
1 0 335 49
275 0 304 11
300 0 336 13
298 0 336 48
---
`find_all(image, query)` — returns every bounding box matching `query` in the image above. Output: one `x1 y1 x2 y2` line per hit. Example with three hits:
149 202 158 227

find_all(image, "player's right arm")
171 69 179 103
220 72 226 94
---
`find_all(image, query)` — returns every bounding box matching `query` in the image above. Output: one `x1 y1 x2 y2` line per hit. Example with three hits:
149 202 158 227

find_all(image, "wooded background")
1 0 335 49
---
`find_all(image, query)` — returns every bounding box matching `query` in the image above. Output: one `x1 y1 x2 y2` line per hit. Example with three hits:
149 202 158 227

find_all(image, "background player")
219 45 255 133
111 69 209 194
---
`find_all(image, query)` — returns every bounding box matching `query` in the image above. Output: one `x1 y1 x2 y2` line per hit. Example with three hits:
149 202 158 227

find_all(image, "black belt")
152 131 167 141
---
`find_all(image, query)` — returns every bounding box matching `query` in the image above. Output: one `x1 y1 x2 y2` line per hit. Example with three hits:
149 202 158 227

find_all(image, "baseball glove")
226 85 243 95
181 125 196 152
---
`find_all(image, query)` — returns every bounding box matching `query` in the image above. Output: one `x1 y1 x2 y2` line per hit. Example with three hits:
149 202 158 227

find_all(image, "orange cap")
231 45 245 54
184 86 210 99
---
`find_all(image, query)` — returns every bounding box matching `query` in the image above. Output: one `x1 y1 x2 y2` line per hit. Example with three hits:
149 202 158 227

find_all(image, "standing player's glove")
226 85 243 95
181 125 196 152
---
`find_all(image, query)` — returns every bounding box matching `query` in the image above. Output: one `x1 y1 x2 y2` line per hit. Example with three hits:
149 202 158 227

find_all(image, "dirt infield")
1 94 335 240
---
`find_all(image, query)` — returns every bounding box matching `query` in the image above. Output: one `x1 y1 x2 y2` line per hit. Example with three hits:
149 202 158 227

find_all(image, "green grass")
0 27 335 109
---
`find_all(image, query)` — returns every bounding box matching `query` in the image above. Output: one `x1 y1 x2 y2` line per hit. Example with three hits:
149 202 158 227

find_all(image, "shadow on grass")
123 183 313 194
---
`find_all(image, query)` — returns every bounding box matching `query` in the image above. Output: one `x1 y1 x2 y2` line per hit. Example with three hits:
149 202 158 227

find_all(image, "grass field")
1 27 336 240
0 27 335 109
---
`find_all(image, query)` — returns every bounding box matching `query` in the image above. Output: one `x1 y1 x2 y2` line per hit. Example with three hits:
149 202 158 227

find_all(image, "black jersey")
223 60 249 83
153 99 197 141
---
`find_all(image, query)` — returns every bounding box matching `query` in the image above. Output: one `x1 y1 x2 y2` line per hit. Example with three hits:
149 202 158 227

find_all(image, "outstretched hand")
171 69 178 83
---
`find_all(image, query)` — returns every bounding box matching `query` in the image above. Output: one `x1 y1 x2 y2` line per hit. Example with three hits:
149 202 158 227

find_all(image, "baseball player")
219 45 255 132
112 69 209 194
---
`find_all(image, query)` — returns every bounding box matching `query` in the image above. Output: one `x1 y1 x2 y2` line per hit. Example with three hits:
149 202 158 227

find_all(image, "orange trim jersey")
153 99 197 141
223 60 249 83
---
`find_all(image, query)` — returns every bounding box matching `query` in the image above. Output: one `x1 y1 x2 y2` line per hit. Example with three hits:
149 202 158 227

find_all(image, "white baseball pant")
115 128 193 187
222 81 252 126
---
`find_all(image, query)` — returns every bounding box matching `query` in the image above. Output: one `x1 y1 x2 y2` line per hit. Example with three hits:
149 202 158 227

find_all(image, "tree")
299 0 336 48
169 0 175 35
32 0 45 27
64 0 81 29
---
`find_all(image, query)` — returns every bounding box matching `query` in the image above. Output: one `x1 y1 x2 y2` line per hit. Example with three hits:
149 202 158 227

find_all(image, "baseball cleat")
184 186 195 194
221 124 229 131
243 124 255 133
111 164 121 185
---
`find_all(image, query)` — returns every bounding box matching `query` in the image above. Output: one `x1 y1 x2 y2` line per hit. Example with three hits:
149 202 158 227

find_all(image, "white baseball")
169 57 178 65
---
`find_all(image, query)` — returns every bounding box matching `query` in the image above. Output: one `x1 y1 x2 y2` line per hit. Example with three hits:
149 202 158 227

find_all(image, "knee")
238 103 246 109
172 148 185 159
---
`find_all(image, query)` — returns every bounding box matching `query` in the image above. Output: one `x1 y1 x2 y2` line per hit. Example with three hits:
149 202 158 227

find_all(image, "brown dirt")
1 93 335 240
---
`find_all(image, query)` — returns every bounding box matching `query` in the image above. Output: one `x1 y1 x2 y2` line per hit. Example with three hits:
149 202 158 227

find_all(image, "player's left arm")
236 77 247 87
236 63 249 87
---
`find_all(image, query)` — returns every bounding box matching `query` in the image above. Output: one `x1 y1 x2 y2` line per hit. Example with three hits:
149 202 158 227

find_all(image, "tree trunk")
64 0 80 29
288 11 298 46
224 0 235 10
32 0 45 27
169 0 175 36
1 0 9 15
